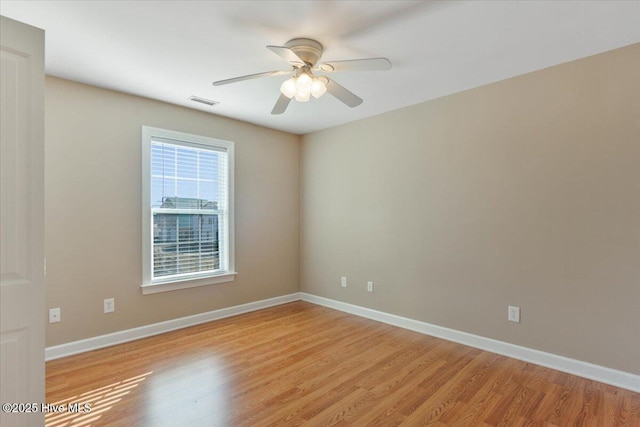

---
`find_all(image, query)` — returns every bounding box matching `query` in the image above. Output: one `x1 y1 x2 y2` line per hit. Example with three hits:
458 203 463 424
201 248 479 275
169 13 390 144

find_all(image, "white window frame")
141 126 235 294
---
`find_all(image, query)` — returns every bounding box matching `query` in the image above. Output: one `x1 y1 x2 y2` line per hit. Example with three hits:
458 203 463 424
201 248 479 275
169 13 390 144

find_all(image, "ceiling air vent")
188 96 219 106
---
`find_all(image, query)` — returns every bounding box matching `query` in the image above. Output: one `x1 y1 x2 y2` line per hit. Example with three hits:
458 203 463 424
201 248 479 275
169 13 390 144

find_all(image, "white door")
0 15 45 427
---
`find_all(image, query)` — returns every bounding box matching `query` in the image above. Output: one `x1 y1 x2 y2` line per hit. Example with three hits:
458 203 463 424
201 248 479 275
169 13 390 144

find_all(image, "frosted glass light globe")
310 78 327 98
280 78 297 98
295 88 311 102
296 73 312 91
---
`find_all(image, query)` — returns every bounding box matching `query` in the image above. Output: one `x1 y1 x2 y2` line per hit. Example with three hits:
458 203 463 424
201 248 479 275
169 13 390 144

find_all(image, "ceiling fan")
213 38 392 115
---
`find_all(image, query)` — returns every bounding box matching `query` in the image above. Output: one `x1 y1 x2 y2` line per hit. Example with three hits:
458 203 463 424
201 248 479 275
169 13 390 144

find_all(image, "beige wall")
46 44 639 375
300 44 640 374
45 77 300 346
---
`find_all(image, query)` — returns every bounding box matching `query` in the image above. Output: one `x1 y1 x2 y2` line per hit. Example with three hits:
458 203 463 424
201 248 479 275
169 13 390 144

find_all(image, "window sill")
141 272 237 295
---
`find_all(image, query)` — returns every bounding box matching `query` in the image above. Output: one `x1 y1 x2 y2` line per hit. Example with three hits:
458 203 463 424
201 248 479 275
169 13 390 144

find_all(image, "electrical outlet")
508 306 520 323
367 281 374 293
341 276 347 288
49 308 61 323
104 298 115 314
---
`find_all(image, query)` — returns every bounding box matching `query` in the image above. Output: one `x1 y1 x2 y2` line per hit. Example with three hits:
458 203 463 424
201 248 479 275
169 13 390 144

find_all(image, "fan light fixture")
213 38 392 115
280 69 327 103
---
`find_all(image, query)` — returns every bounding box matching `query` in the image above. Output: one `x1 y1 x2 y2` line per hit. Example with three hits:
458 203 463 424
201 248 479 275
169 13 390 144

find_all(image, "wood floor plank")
45 301 640 426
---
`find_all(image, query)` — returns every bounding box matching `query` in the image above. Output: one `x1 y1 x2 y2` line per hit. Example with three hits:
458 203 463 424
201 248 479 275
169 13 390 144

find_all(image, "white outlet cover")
341 276 347 287
49 308 61 323
367 281 374 292
104 298 115 313
508 306 520 323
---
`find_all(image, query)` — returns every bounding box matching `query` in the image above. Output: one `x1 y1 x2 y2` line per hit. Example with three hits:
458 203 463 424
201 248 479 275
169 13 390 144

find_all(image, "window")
141 126 235 294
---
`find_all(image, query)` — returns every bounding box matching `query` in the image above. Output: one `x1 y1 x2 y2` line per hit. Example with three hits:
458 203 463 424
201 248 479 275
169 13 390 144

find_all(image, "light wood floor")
46 301 639 426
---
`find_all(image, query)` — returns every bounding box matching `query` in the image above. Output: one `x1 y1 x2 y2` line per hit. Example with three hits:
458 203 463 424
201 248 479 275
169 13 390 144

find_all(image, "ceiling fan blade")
325 78 363 108
213 70 290 86
271 93 292 115
317 57 392 73
266 45 306 67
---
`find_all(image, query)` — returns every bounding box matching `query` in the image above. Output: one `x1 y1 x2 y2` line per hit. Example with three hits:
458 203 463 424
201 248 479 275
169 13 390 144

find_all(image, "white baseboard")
45 290 639 392
300 293 640 393
45 293 302 361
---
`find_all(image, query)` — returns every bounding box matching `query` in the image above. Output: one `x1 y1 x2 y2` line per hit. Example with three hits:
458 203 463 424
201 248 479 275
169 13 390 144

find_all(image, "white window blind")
142 127 235 293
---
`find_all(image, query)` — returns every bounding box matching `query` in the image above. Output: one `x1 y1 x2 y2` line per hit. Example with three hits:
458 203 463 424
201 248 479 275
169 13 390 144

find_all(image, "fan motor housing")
285 38 323 66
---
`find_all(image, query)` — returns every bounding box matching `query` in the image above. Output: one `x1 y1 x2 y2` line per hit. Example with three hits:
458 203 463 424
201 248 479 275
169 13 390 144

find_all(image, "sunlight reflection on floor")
46 355 232 426
144 357 230 426
45 372 151 426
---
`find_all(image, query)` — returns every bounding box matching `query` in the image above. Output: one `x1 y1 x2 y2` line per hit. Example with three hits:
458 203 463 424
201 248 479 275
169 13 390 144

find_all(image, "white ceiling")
2 1 639 135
